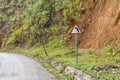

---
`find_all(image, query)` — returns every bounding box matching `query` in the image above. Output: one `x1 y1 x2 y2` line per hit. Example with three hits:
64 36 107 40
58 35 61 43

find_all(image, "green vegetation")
1 0 82 48
0 0 120 80
1 0 83 56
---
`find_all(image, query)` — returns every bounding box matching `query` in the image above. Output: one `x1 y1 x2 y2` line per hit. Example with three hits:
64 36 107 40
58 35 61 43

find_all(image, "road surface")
0 53 56 80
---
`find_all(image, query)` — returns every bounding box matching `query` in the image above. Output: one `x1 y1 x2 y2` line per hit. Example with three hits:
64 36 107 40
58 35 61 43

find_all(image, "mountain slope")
0 0 120 49
79 0 120 49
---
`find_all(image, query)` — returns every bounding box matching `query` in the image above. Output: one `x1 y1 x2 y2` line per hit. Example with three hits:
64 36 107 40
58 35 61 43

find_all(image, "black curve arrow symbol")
75 27 80 32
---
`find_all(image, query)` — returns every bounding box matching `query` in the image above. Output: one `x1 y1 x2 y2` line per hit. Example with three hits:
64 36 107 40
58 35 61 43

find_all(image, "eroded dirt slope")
79 0 120 49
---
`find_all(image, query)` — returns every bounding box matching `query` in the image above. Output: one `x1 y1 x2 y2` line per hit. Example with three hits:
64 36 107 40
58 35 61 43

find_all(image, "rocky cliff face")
79 0 120 49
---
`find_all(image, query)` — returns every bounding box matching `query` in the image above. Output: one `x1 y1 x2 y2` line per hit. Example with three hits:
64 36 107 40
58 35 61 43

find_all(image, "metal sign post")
70 23 82 65
75 34 78 65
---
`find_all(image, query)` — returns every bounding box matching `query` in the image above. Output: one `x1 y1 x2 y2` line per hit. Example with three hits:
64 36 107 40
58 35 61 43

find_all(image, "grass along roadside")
0 46 120 80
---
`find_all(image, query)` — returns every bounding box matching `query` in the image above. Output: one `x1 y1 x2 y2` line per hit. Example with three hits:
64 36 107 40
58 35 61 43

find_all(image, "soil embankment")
79 0 120 49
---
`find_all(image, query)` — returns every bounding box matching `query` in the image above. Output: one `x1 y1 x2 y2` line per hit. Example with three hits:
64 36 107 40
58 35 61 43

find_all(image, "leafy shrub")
6 29 22 45
104 46 117 56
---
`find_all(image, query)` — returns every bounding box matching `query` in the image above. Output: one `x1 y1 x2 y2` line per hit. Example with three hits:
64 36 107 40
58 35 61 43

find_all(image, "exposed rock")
65 66 96 80
93 64 120 72
65 66 76 75
48 59 96 80
74 70 95 80
50 61 62 71
56 63 62 71
93 66 102 72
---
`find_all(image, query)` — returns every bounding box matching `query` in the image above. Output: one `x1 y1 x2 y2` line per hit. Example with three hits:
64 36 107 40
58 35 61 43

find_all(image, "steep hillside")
1 0 120 49
79 0 120 49
0 0 82 48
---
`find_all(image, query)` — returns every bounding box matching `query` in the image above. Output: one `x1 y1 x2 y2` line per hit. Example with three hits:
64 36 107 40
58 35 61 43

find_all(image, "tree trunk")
42 43 48 56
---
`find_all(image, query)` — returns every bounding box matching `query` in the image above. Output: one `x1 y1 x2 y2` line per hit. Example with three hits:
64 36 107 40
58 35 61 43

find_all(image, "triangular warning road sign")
71 24 81 34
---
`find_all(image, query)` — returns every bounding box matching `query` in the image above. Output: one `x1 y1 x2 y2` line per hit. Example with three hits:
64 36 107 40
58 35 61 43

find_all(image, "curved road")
0 53 56 80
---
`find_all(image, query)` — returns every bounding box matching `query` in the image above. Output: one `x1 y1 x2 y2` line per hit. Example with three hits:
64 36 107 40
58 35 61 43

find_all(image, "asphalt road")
0 53 56 80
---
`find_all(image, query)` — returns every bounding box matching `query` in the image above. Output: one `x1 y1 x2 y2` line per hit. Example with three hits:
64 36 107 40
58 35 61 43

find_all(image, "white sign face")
71 25 81 34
